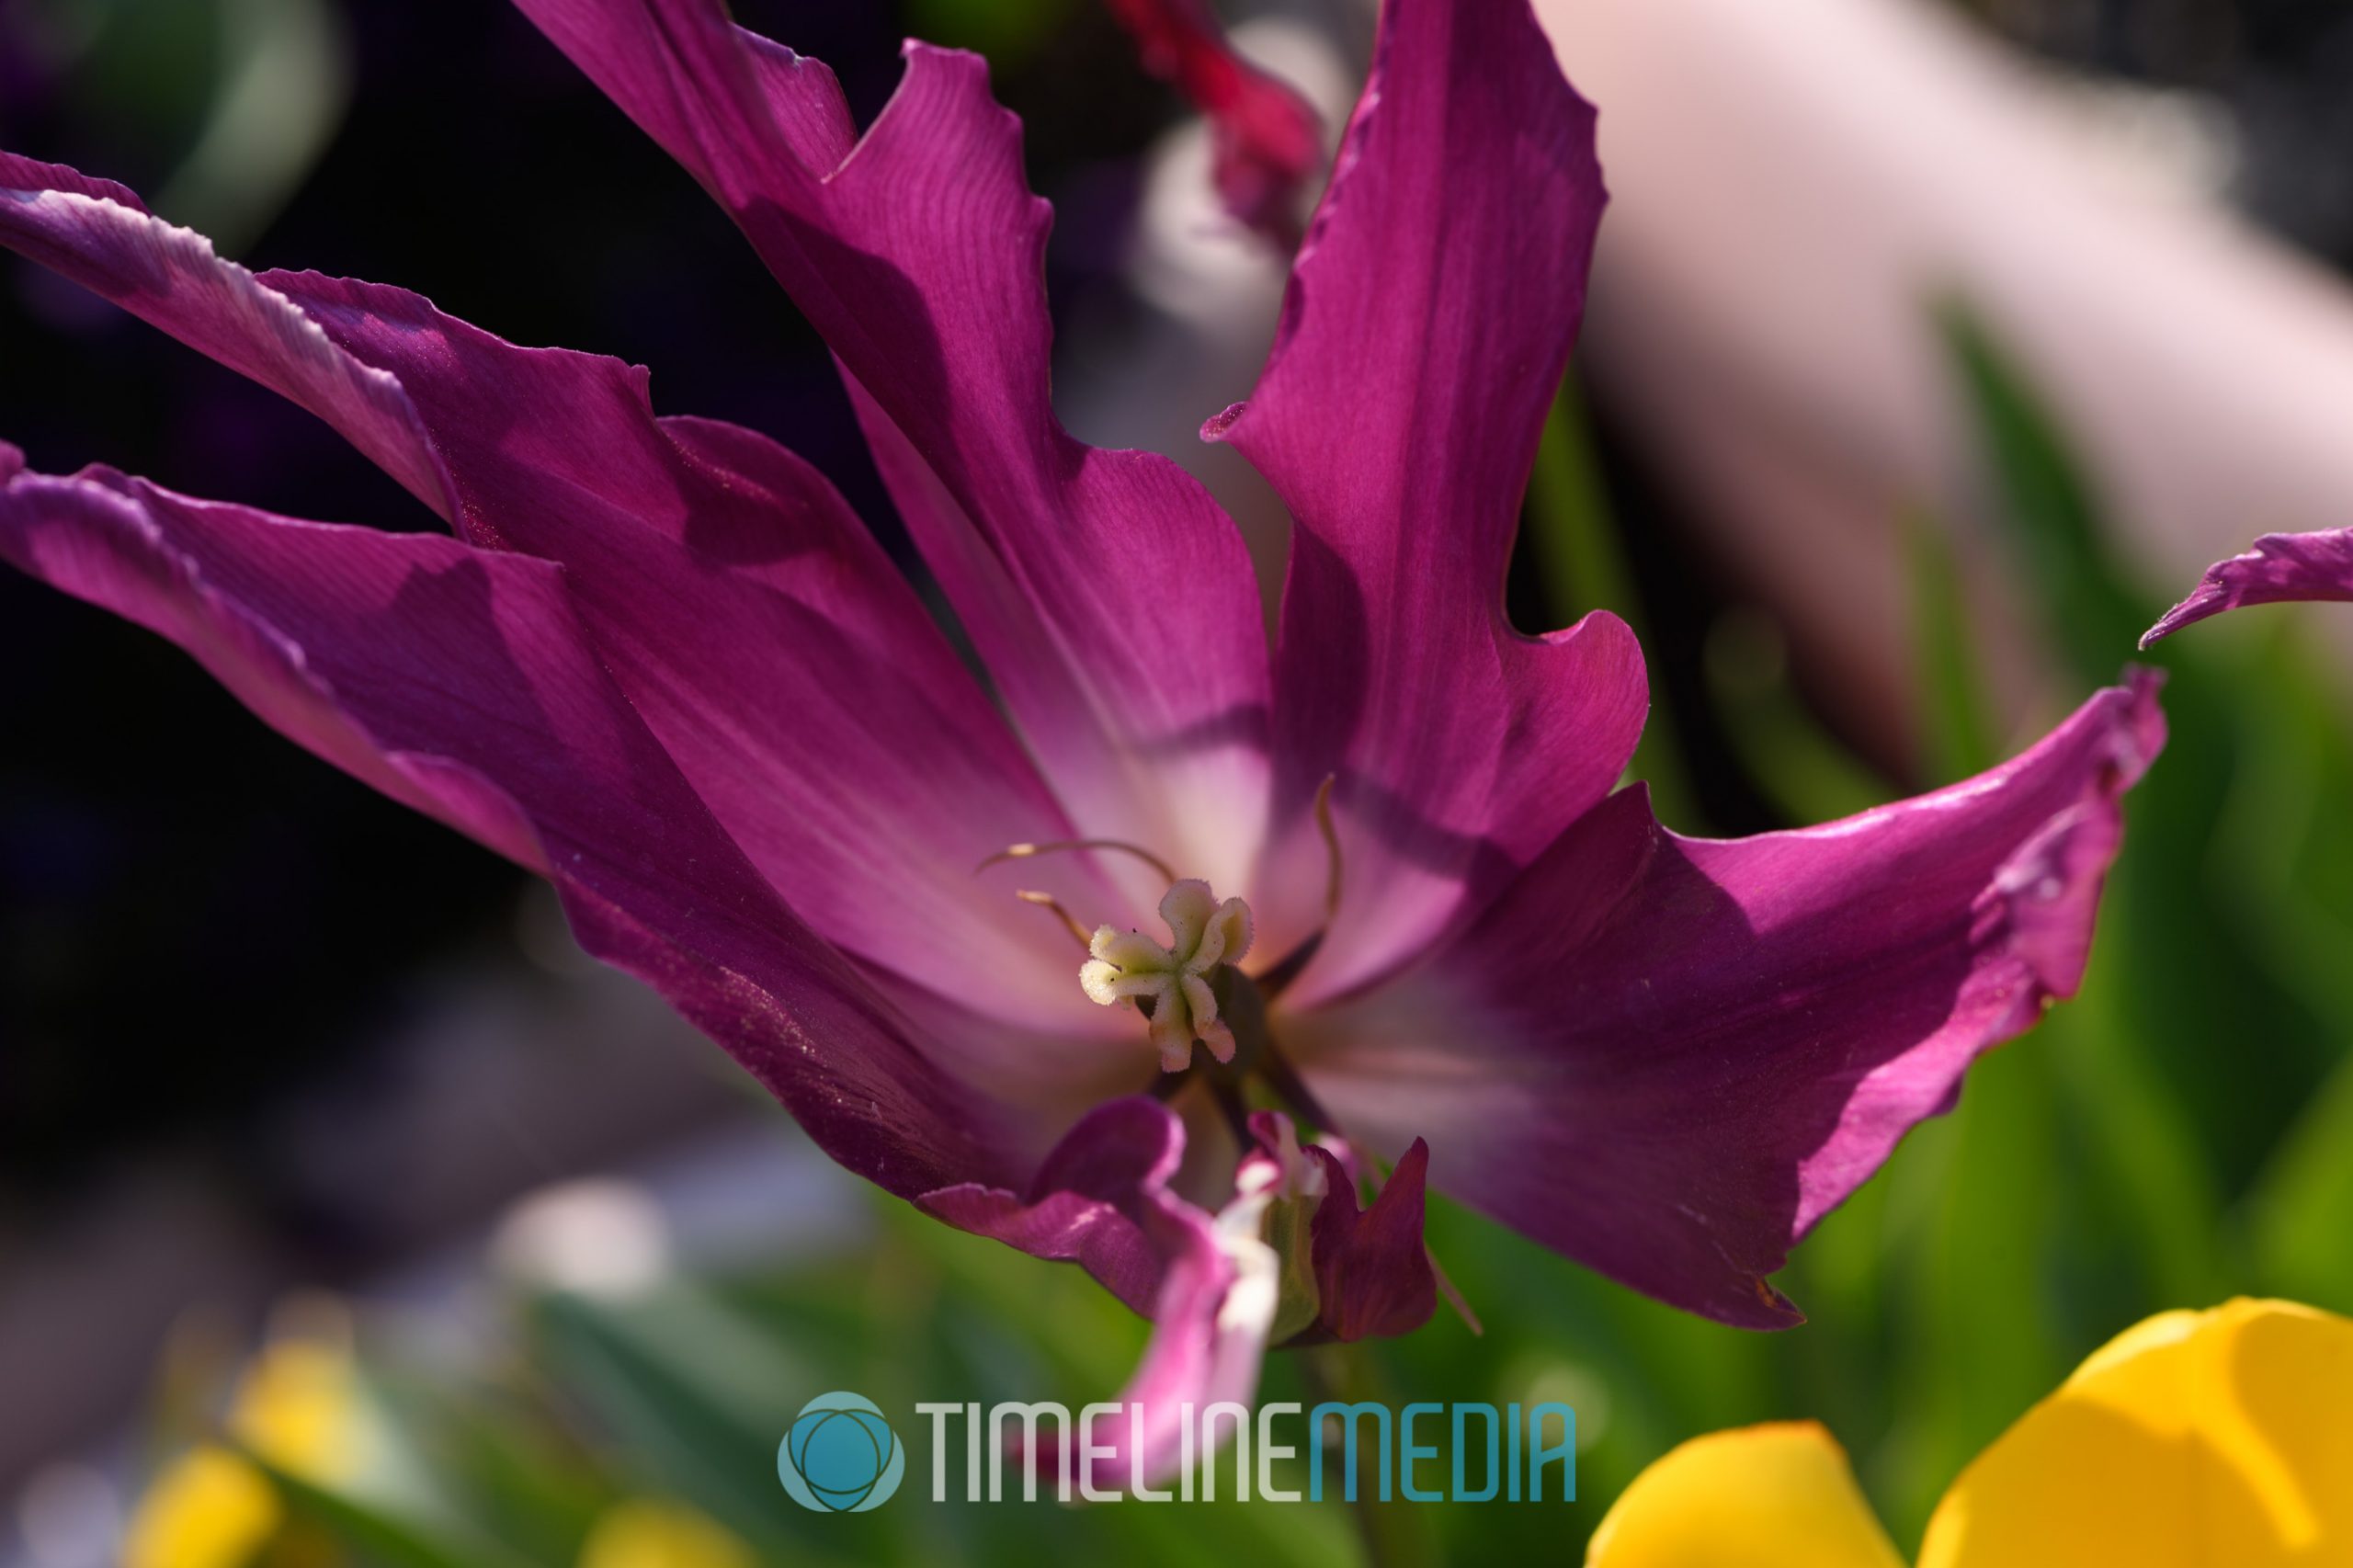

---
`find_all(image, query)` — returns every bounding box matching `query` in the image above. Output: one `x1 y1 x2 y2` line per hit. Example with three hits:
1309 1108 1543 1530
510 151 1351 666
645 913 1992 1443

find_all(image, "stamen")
1313 773 1343 922
1014 889 1094 950
1253 777 1347 1003
977 837 1178 885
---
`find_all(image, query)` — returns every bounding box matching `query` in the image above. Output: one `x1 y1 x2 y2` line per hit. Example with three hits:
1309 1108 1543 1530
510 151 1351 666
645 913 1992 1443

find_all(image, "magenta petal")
1097 1191 1269 1491
1102 0 1323 242
0 457 1024 1198
0 153 1121 1025
916 1096 1185 1314
1299 1139 1437 1344
512 3 1274 888
1298 671 2165 1327
257 273 1121 1026
2143 528 2353 645
919 1096 1273 1490
1206 0 1643 992
0 154 456 514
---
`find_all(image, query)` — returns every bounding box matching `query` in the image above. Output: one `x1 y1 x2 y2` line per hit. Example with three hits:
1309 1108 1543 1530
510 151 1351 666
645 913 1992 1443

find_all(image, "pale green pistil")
1080 879 1255 1071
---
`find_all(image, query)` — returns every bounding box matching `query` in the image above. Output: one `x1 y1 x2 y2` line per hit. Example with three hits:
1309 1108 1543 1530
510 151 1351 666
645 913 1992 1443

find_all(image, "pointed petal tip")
2143 529 2353 645
2142 580 2231 646
2109 662 2167 773
1669 1269 1805 1333
896 35 986 74
1751 1277 1805 1331
1199 400 1248 443
1296 1134 1437 1342
0 159 464 518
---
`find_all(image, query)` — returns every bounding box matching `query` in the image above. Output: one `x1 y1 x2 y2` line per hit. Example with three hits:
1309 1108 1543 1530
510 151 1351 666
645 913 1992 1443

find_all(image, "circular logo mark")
778 1392 904 1513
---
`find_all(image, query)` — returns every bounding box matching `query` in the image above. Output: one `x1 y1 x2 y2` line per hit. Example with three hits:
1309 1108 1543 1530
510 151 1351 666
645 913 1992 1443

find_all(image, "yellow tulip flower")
1589 1299 2353 1566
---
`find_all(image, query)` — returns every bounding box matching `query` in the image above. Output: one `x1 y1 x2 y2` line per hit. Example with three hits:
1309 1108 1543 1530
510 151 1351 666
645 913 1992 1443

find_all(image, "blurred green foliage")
901 0 1081 69
17 0 348 254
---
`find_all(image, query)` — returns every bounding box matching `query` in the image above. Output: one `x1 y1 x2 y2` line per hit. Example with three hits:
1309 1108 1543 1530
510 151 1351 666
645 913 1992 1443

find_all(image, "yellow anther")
1014 889 1094 950
976 836 1177 885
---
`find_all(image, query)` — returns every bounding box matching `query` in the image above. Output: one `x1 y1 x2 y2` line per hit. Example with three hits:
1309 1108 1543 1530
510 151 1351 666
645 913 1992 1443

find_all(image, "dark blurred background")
1960 0 2353 262
0 0 1190 1207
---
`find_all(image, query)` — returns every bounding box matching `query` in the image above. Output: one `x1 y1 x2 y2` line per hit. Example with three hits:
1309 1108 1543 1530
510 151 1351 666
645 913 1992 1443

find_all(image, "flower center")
977 779 1341 1074
1080 880 1255 1071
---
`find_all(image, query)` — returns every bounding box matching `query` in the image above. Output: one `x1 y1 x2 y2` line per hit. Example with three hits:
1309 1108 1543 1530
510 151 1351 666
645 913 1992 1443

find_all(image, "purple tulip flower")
0 0 2162 1484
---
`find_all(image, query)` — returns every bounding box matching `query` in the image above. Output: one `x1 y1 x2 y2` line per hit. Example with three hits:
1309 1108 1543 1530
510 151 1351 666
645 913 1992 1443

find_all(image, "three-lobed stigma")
1080 880 1255 1071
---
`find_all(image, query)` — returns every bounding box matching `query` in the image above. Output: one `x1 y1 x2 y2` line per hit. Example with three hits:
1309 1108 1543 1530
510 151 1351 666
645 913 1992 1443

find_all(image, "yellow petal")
122 1447 280 1568
1919 1298 2353 1568
577 1498 755 1568
1586 1421 1906 1568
